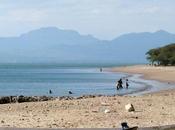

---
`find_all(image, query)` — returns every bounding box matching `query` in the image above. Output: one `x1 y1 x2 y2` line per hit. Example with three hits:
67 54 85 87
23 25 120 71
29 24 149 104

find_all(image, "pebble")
104 109 110 113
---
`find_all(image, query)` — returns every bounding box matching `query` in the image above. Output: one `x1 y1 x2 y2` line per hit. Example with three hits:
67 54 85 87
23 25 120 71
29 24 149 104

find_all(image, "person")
116 78 123 90
116 82 119 90
49 89 52 94
119 78 123 89
69 91 73 94
100 68 102 72
126 79 129 89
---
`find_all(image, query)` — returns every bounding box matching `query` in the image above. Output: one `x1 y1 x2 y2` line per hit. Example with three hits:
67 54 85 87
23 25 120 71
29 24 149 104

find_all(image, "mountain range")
0 27 175 64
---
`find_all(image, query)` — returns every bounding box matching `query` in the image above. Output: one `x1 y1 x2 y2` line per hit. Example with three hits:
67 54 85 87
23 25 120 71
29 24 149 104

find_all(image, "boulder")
0 96 55 104
125 104 135 112
17 95 25 103
59 96 74 100
11 96 18 103
0 97 10 104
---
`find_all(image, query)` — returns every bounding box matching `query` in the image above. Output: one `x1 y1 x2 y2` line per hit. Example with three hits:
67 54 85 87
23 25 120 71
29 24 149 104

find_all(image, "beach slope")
112 65 175 83
0 92 175 128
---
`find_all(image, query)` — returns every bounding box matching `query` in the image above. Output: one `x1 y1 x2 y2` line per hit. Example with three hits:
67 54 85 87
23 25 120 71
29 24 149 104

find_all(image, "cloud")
0 0 174 39
4 9 46 23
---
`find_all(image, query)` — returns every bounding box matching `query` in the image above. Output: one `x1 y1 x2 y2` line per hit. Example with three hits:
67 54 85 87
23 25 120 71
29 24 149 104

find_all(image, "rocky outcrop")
0 97 11 104
0 95 55 104
0 94 117 104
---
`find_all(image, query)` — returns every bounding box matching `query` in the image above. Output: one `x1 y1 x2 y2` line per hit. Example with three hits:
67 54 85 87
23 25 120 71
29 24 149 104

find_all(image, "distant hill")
109 30 175 63
0 27 175 64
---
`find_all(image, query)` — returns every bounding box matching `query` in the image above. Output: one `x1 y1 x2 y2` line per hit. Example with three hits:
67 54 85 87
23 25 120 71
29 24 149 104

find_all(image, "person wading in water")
116 78 123 90
126 79 129 89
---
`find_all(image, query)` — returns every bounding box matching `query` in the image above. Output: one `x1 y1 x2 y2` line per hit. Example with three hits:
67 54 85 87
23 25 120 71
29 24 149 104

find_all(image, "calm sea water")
0 63 146 96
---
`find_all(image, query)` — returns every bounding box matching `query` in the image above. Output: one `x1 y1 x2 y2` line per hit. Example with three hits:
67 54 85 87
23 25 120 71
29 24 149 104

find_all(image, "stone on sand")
104 109 110 113
125 103 135 112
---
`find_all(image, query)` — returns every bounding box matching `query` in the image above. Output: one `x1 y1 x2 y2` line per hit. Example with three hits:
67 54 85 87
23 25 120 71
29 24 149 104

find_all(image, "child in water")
126 79 129 89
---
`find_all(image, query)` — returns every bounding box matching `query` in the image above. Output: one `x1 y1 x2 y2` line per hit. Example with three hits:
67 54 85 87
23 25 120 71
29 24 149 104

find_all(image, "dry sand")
0 93 175 128
112 65 175 83
0 65 175 128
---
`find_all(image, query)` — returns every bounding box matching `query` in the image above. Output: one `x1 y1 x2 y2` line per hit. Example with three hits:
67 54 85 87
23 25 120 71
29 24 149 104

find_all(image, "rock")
101 102 110 106
38 96 49 101
125 104 135 112
0 97 10 104
92 109 98 113
17 95 25 103
59 96 74 100
104 109 110 113
11 96 18 103
0 96 55 104
76 95 96 99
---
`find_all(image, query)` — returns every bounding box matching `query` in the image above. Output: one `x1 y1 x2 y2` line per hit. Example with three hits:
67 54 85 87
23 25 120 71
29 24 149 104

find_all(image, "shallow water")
0 64 150 97
128 74 175 96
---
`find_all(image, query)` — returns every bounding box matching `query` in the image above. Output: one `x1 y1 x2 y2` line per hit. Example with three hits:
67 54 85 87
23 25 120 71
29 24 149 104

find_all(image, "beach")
0 65 175 128
111 65 175 83
0 91 175 128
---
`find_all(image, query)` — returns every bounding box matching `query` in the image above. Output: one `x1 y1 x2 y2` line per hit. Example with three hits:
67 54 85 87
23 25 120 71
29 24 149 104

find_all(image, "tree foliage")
146 43 175 66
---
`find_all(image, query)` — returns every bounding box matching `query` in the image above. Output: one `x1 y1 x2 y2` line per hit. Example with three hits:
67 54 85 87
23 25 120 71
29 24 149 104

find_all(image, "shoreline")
0 65 175 128
0 65 174 104
109 65 175 95
0 90 175 128
110 65 175 84
0 73 159 104
0 65 175 104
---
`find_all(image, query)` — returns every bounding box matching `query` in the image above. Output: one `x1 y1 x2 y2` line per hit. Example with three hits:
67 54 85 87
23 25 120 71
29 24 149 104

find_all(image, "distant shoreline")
110 65 175 84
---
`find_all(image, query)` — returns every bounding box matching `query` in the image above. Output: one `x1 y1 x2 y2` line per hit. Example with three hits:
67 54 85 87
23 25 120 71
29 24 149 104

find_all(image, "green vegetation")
146 43 175 66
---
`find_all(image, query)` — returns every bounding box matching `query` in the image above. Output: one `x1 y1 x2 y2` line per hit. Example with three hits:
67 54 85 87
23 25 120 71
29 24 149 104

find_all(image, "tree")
146 48 160 65
146 43 175 66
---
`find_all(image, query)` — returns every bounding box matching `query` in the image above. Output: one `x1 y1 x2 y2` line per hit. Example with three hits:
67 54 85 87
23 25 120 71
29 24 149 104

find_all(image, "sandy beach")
0 65 175 128
111 65 175 83
0 92 175 128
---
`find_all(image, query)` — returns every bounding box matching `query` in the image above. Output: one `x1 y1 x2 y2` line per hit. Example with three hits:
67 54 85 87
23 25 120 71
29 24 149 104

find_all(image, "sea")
0 63 174 97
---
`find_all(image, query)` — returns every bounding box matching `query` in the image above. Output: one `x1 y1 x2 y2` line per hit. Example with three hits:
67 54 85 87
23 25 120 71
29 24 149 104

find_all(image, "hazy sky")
0 0 175 40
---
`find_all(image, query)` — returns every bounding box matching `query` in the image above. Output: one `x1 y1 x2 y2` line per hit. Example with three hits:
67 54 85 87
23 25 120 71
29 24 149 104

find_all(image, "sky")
0 0 175 40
